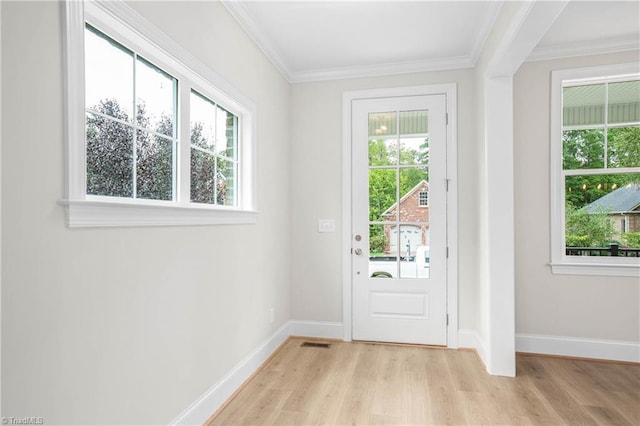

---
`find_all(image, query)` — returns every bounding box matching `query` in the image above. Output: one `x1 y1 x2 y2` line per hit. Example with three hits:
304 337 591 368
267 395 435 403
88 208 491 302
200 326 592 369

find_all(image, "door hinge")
444 178 450 191
445 113 449 125
446 247 449 258
446 314 449 326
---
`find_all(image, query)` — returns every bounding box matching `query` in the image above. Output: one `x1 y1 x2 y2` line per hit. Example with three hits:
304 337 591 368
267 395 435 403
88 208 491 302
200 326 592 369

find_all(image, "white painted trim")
170 322 291 426
528 36 640 63
289 57 473 84
549 63 640 276
479 0 569 378
59 199 258 228
468 2 503 67
516 333 640 363
483 75 516 377
486 1 569 78
342 91 354 342
62 0 258 227
0 2 3 417
342 84 459 348
458 330 489 371
289 321 344 340
220 0 292 82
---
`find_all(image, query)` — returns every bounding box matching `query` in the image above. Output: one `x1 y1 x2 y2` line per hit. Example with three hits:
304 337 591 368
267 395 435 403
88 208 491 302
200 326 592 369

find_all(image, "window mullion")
213 105 218 205
604 82 609 169
179 85 191 205
132 53 138 199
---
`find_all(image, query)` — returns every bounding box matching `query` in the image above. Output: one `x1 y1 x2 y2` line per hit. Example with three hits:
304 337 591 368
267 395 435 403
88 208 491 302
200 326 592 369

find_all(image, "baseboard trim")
516 333 640 363
289 320 344 340
458 329 489 372
169 322 291 426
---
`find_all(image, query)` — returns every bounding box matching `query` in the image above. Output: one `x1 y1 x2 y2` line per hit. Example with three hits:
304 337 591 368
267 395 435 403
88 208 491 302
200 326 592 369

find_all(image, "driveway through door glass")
352 95 447 345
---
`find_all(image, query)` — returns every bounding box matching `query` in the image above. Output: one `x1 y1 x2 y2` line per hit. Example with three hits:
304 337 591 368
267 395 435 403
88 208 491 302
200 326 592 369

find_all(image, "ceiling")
222 1 640 83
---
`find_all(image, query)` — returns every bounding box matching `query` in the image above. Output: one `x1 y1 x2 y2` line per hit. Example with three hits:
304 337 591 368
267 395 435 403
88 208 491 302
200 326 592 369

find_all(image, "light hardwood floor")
207 337 640 425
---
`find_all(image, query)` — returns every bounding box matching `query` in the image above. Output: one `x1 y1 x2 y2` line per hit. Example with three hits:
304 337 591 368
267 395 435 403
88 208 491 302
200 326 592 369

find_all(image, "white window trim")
550 63 640 277
61 0 258 227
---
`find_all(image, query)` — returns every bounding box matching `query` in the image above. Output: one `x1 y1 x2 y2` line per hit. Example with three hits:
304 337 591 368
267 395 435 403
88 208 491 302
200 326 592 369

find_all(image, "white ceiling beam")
486 0 569 78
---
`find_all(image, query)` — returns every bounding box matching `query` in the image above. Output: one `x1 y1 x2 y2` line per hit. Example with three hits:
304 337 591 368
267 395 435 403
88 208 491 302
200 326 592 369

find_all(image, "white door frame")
342 84 458 348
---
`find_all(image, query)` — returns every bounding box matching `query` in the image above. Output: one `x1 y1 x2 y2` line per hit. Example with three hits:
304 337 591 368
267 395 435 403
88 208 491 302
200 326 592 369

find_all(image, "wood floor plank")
207 338 640 426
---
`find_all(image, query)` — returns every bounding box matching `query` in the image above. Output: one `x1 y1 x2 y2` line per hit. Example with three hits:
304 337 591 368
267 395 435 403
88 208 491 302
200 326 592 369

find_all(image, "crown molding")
222 0 495 83
469 1 503 66
288 55 474 83
221 0 293 81
528 35 640 62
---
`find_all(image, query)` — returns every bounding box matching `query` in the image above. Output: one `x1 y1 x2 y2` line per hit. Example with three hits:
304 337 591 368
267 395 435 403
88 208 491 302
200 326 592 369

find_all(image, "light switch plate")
318 219 336 233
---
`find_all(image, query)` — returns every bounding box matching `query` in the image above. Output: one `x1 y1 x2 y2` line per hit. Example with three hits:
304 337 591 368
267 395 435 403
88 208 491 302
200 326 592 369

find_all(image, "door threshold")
353 339 447 349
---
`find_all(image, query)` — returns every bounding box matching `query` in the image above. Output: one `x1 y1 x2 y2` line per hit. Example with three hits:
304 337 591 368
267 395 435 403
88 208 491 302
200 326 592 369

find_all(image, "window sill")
550 262 640 277
58 199 258 228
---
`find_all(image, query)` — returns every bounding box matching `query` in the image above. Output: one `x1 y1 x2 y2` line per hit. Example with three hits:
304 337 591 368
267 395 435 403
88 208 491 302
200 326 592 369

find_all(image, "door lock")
354 248 363 255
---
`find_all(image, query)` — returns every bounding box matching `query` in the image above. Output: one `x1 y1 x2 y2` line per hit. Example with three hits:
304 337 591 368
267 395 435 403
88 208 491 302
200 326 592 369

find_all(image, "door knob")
354 248 363 255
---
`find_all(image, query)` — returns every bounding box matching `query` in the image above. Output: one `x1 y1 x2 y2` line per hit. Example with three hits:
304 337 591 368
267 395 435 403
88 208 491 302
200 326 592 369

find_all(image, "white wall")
289 70 480 332
1 1 290 424
514 51 640 343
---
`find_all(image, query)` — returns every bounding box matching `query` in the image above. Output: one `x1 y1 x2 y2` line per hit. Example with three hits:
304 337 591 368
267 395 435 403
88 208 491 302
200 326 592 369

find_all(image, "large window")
62 1 256 226
85 25 178 201
551 63 640 276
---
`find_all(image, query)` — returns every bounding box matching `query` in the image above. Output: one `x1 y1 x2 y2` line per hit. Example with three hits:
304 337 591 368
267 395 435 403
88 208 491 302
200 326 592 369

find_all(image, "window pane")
608 81 640 124
190 91 215 150
216 106 237 159
369 169 397 222
562 129 604 169
399 110 429 166
608 126 640 168
86 113 133 197
563 84 605 127
136 57 176 137
216 159 235 206
136 130 174 201
565 173 640 255
85 26 134 121
190 148 215 204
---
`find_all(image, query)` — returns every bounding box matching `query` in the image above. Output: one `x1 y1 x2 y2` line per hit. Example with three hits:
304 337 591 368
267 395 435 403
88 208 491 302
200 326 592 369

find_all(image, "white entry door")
351 95 448 345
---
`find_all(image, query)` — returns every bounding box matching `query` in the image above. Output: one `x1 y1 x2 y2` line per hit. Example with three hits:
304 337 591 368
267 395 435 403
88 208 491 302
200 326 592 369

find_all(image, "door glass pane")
369 138 397 166
369 168 397 222
369 111 397 166
368 112 397 138
369 224 396 278
399 110 429 166
367 107 433 280
400 226 430 279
